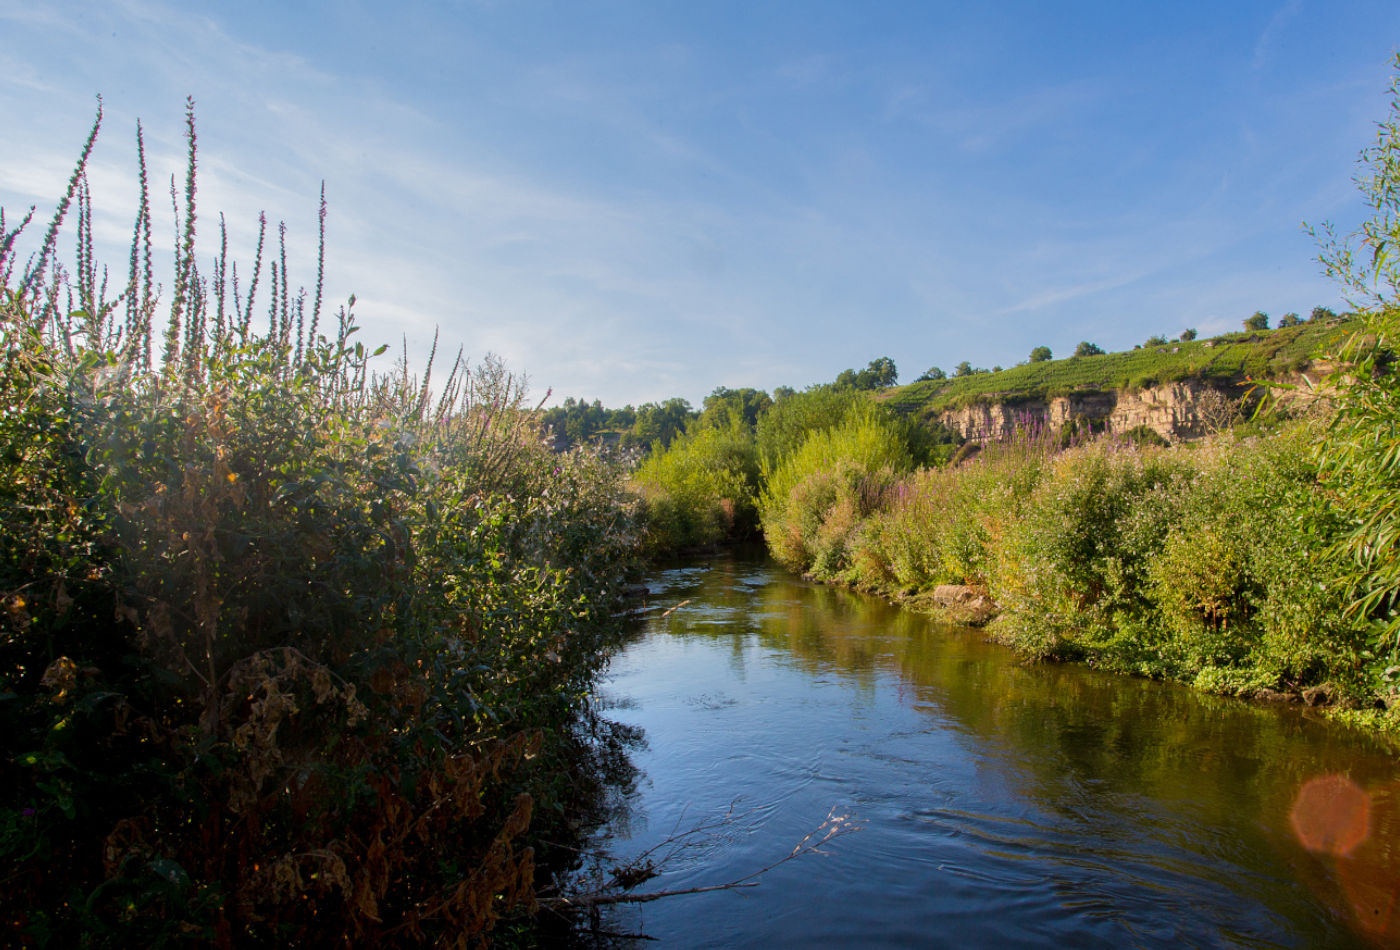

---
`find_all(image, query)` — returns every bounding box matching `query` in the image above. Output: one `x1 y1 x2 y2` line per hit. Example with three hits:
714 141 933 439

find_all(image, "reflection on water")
594 552 1400 948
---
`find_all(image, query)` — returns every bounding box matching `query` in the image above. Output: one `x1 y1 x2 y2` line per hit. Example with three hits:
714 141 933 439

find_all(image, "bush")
0 102 641 946
754 385 864 470
990 444 1189 660
632 422 759 552
760 412 912 575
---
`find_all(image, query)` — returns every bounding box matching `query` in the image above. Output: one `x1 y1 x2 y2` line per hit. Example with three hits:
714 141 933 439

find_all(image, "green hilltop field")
882 317 1356 416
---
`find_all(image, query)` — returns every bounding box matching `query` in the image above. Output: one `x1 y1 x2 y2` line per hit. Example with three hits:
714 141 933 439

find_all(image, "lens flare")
1290 774 1370 857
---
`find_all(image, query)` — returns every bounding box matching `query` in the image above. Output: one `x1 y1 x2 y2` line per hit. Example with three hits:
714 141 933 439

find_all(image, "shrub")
0 101 640 946
632 421 759 552
760 412 912 575
754 385 864 470
989 443 1189 660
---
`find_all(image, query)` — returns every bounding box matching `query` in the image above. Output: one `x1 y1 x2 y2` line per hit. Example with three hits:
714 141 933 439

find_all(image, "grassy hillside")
883 318 1355 415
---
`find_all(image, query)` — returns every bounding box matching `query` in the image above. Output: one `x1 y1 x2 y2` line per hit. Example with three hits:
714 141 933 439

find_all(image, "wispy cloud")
1253 0 1303 72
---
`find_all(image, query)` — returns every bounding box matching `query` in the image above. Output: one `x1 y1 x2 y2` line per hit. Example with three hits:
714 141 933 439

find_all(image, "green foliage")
754 385 865 470
1244 311 1270 331
1180 328 1198 341
1074 341 1105 357
697 386 772 431
759 412 913 574
626 396 695 449
0 105 641 946
631 422 760 552
1310 55 1400 690
760 411 1367 703
881 318 1348 417
1311 306 1338 322
1144 335 1168 347
1029 346 1052 363
917 366 947 381
1142 432 1356 685
834 356 898 390
541 395 610 447
1278 312 1303 328
990 444 1192 660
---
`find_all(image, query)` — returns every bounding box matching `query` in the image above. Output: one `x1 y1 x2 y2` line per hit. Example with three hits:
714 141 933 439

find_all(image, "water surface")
593 553 1400 948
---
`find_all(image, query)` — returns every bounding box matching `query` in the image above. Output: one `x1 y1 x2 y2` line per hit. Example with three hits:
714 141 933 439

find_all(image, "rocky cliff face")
936 374 1321 443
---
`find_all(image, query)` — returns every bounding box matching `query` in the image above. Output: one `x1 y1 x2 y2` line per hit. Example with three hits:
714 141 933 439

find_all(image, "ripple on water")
595 555 1390 949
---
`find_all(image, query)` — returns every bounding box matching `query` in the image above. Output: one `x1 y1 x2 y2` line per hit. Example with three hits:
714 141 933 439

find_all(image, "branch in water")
540 805 862 911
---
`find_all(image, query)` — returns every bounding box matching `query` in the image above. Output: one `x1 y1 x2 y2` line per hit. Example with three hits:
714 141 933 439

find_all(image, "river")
587 551 1400 948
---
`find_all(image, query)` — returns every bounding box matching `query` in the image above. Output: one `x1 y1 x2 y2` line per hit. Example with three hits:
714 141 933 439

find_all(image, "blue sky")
2 1 1398 407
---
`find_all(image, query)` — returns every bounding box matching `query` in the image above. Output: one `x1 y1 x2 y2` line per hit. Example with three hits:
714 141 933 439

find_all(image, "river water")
589 551 1400 948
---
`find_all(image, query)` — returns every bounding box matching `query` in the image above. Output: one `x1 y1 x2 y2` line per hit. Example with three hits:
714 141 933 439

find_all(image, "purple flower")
21 808 36 818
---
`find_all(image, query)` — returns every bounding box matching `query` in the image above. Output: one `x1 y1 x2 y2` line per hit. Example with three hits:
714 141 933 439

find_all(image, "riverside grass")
1 102 643 946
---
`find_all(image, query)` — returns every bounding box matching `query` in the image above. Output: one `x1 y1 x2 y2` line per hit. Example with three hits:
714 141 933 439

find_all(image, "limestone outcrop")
935 372 1324 444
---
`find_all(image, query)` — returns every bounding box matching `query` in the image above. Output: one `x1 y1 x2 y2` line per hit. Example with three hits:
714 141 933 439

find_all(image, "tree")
698 387 773 432
917 366 947 381
1074 341 1104 357
1028 346 1052 363
835 357 899 390
1180 328 1198 341
953 360 974 377
1278 312 1303 328
1244 311 1269 331
1310 306 1337 322
866 356 898 388
628 397 695 449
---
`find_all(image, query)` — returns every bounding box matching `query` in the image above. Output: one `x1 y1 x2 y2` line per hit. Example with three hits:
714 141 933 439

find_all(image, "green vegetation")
1 104 642 945
1311 55 1400 707
882 316 1349 417
630 55 1400 733
759 410 914 575
833 356 898 390
745 54 1400 726
540 395 696 450
773 421 1372 705
631 421 760 552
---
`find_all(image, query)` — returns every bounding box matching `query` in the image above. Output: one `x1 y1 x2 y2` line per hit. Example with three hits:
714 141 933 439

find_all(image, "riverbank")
763 415 1400 734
